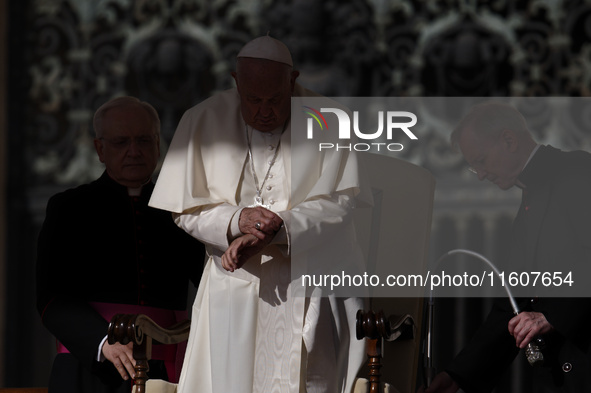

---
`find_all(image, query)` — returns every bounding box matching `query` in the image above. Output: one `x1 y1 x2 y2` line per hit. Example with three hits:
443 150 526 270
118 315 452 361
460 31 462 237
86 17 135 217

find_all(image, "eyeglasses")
467 152 489 175
99 135 157 149
468 161 483 174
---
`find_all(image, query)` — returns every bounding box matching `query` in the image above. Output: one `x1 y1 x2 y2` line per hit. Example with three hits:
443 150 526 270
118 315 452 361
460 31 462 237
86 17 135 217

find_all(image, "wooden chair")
108 308 415 393
107 314 190 393
351 153 435 393
355 309 416 393
109 153 435 393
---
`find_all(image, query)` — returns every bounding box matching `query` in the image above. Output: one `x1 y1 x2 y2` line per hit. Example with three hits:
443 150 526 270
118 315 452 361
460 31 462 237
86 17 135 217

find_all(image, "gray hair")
450 101 532 150
93 96 160 138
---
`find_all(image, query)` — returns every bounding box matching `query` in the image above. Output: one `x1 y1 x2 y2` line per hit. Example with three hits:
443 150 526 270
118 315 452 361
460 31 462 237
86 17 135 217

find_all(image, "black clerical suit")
446 145 591 393
36 172 205 393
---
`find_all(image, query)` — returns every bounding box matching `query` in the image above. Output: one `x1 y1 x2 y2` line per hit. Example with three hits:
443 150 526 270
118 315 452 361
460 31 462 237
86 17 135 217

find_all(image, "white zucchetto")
237 35 293 66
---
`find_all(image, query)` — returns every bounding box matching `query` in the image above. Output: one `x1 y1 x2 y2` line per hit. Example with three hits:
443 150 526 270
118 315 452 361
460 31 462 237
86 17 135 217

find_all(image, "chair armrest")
108 314 191 346
356 309 415 342
356 310 416 393
107 314 191 393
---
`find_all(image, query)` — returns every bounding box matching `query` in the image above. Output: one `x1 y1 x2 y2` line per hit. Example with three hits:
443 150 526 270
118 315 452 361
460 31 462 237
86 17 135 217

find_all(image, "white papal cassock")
149 84 370 393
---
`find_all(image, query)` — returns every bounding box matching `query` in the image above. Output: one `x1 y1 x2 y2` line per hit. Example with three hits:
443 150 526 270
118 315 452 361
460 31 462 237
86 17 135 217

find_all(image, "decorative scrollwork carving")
21 0 591 186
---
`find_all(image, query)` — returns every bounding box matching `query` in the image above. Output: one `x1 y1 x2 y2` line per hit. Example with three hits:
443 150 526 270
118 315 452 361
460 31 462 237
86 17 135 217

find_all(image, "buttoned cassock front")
149 84 370 393
37 173 205 392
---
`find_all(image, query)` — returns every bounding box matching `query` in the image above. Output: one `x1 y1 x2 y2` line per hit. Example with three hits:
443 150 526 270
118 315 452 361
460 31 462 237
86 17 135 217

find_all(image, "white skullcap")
237 35 293 66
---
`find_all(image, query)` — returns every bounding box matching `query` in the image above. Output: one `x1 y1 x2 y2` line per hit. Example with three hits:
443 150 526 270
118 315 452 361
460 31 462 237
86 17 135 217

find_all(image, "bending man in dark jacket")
421 101 591 393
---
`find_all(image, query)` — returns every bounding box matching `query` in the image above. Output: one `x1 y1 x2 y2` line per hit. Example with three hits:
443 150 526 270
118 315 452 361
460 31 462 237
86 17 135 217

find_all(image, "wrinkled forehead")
102 105 157 135
238 78 291 99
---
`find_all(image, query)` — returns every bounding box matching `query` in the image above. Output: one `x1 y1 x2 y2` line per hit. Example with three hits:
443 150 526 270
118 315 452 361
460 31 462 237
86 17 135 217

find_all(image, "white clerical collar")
515 144 540 189
522 144 541 172
128 186 142 196
127 177 151 196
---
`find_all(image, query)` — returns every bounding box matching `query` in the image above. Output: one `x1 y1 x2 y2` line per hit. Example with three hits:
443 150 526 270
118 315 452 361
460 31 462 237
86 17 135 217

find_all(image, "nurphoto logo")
303 106 418 152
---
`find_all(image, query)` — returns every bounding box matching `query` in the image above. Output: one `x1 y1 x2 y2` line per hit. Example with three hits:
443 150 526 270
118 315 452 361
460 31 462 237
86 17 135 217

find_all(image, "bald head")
451 102 533 151
452 102 537 190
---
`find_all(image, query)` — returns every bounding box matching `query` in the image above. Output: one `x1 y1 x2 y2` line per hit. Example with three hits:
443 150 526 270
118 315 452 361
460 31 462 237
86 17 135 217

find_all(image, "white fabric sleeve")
173 203 242 251
97 335 108 362
228 208 244 241
269 224 287 245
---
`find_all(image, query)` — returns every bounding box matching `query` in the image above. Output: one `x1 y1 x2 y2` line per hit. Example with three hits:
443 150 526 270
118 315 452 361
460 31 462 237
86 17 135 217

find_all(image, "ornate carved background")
21 0 591 188
5 0 591 388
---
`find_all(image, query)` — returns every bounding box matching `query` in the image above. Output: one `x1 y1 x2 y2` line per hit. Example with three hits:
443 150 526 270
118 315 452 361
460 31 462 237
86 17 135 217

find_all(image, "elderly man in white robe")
149 35 369 393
